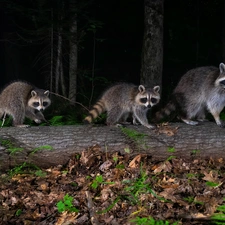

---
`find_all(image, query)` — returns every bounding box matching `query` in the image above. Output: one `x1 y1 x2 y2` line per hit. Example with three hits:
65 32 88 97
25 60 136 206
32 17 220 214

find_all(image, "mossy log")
0 122 225 171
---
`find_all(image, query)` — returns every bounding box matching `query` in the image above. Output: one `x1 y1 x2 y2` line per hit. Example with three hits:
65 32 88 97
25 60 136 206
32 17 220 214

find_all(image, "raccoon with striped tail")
154 63 225 127
84 83 160 129
0 81 51 127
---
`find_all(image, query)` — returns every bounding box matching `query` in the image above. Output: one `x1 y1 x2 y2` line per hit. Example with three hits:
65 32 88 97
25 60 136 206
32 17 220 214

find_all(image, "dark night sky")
0 0 224 99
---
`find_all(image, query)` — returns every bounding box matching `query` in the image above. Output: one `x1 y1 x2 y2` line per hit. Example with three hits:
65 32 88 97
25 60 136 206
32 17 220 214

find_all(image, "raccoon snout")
35 108 44 113
147 105 152 109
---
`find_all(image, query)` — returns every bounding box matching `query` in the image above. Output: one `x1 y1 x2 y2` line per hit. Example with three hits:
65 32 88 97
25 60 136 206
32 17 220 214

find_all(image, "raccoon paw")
34 119 42 124
217 121 225 128
115 123 124 128
181 118 199 126
146 124 156 129
15 124 31 128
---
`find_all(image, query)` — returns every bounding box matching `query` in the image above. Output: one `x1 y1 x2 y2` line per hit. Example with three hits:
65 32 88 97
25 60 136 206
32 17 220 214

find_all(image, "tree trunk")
140 0 164 88
60 60 67 97
222 1 225 63
55 29 62 94
68 6 78 103
1 122 225 171
49 8 54 93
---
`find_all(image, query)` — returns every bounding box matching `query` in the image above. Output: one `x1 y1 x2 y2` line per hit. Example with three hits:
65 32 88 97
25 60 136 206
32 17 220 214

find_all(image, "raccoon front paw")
15 124 31 128
181 118 199 126
34 119 42 124
217 121 225 128
146 124 156 129
133 121 140 125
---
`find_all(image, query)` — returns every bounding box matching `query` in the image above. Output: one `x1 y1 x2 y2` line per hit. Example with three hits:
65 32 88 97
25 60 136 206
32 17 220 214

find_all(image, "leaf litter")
1 145 225 224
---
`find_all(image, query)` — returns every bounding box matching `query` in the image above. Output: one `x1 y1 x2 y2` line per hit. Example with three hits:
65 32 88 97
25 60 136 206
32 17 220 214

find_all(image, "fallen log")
0 122 225 171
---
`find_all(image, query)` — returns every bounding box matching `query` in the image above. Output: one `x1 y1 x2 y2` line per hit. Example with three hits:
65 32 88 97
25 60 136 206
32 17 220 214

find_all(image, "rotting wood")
0 122 225 171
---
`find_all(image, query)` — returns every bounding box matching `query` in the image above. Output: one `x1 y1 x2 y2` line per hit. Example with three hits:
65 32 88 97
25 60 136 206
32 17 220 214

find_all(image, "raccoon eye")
140 97 147 103
33 102 40 107
220 80 225 86
43 102 49 107
151 98 158 104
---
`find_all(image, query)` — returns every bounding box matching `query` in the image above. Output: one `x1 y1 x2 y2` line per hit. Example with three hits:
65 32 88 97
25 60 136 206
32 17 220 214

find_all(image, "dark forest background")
0 0 224 117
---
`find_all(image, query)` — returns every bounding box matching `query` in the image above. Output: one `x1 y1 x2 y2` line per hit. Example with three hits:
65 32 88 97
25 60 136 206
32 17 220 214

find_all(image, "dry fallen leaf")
99 160 112 172
153 161 172 173
128 154 142 168
156 122 179 136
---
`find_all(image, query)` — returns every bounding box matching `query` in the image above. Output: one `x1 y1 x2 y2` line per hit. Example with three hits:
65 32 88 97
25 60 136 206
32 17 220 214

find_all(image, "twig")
1 112 6 127
49 92 89 112
85 191 99 225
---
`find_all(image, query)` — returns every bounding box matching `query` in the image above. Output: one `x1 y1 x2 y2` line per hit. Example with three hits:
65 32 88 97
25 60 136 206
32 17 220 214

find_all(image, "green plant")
30 145 53 154
15 209 22 216
183 196 194 203
56 194 79 213
123 167 165 204
166 155 176 161
120 127 146 143
91 175 114 189
91 175 104 189
167 147 176 153
124 147 131 153
0 139 24 155
97 196 120 214
0 116 12 127
8 162 41 177
205 181 220 188
8 162 29 177
120 127 147 150
116 164 125 169
131 216 178 225
113 156 118 163
211 203 225 224
48 115 65 126
191 149 200 156
35 170 47 177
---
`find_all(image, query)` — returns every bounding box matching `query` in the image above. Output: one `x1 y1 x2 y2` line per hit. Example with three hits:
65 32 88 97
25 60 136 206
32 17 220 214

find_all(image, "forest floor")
1 144 225 225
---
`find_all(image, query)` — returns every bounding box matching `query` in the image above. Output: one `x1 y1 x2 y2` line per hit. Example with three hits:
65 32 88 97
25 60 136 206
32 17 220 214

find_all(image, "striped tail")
83 100 106 124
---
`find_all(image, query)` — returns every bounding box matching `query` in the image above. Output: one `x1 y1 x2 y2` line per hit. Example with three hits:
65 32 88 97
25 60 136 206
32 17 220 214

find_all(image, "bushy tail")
153 100 177 123
83 100 106 124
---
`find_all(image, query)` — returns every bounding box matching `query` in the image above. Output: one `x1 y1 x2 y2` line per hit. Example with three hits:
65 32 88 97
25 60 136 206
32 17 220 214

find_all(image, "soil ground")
1 145 225 225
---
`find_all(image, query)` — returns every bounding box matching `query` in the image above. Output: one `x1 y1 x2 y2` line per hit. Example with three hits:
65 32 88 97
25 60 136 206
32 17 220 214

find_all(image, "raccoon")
0 81 51 127
154 63 225 127
84 83 160 129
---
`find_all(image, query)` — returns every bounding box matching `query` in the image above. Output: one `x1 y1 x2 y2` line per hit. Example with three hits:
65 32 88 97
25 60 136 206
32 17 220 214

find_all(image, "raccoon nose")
147 105 151 109
40 108 44 112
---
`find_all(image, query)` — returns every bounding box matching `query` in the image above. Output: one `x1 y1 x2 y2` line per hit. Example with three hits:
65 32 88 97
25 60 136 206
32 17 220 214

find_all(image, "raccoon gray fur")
84 83 160 129
154 63 225 127
0 81 51 127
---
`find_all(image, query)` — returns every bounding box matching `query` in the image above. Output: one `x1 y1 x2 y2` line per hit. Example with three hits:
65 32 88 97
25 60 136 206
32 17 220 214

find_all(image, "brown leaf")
153 161 172 173
99 160 112 172
128 155 142 168
156 123 179 136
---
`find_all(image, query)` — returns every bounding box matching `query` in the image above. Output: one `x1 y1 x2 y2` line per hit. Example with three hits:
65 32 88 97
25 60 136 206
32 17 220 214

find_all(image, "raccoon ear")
138 85 145 93
31 90 37 97
219 63 225 74
153 86 160 93
44 90 49 96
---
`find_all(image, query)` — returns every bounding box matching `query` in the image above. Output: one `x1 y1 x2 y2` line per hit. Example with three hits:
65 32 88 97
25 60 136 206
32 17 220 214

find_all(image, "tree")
222 0 225 63
2 0 79 102
68 11 78 104
140 0 164 89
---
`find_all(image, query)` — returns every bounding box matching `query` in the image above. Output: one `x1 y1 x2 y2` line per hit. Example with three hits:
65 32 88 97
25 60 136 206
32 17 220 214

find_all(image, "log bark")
0 122 225 171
